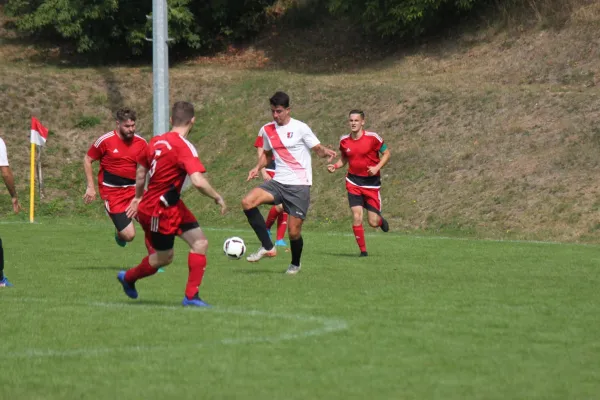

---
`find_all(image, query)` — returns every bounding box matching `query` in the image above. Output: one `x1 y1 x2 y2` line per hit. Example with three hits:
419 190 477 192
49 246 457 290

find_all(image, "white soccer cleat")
246 247 277 262
285 264 301 275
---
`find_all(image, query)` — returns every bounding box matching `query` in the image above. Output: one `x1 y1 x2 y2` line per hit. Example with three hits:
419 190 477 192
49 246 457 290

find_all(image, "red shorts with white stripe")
137 200 198 237
102 186 136 214
346 181 382 212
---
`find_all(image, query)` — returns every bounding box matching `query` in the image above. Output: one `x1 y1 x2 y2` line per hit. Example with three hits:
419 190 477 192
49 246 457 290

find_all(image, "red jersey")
339 130 384 188
253 133 276 171
138 132 206 211
87 131 148 192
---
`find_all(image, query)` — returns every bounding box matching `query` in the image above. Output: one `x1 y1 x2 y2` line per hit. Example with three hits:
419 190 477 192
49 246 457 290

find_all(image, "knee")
152 250 174 267
190 238 209 254
241 197 254 211
288 226 301 240
119 230 135 242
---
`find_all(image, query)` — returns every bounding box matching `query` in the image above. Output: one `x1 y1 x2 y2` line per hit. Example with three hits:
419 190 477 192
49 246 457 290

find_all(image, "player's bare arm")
247 149 272 181
190 171 227 215
311 144 337 163
367 148 391 176
0 166 21 213
126 164 148 218
327 152 348 173
82 154 97 204
256 147 272 181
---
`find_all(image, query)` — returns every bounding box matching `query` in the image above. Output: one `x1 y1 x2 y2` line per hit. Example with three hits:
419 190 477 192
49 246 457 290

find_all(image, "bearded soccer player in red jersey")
83 108 148 248
328 110 391 257
254 132 288 247
118 101 227 307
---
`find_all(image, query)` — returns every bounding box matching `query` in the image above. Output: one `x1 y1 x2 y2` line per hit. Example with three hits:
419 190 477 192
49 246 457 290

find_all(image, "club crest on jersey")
287 132 294 138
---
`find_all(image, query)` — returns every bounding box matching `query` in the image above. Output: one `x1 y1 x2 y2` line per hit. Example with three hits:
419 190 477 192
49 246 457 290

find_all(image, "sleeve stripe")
94 132 115 148
134 134 148 143
365 131 383 143
182 137 199 157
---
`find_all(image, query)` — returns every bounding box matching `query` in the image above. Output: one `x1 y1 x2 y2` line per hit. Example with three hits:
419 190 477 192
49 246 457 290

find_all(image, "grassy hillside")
0 2 599 242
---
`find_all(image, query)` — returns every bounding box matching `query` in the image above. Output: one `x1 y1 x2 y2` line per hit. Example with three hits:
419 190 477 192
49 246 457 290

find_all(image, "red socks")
144 235 156 255
125 256 158 282
186 253 207 299
265 206 280 230
276 212 288 241
352 225 367 252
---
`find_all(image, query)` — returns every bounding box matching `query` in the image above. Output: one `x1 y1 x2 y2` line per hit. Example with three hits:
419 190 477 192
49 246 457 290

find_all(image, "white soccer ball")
223 237 246 260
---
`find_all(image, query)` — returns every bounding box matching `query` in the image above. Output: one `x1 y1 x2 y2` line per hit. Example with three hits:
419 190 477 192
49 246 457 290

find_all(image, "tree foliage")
5 0 277 56
5 0 483 57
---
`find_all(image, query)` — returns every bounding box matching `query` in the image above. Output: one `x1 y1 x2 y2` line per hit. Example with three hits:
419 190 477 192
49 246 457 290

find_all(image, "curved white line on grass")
1 298 348 359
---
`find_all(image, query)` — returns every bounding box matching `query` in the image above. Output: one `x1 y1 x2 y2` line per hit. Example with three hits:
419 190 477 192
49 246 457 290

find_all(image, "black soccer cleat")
359 251 368 257
380 217 389 233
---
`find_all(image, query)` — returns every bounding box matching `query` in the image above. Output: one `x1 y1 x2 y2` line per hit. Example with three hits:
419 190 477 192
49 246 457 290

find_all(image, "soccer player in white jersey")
0 135 22 287
242 91 336 274
328 110 391 256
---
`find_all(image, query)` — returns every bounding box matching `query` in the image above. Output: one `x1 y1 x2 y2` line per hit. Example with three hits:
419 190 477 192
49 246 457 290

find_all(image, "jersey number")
148 150 162 178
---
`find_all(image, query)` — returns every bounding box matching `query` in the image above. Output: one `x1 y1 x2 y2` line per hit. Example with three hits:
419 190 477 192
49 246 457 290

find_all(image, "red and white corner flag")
30 117 48 146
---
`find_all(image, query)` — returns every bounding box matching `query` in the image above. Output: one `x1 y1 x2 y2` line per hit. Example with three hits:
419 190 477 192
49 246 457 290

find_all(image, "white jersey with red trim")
260 118 320 186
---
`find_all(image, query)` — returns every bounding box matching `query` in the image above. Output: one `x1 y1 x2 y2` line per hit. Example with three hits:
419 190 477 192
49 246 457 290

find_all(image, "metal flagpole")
151 0 170 137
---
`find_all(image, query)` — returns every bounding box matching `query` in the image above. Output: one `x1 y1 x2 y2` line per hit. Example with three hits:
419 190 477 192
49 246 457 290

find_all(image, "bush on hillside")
327 0 481 39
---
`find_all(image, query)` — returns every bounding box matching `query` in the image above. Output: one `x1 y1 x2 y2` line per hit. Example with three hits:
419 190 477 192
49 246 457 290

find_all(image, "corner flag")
29 117 49 223
30 117 48 146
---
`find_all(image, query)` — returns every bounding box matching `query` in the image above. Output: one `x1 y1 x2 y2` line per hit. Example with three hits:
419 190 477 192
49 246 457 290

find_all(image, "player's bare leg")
351 206 368 257
117 249 172 299
242 188 277 262
366 207 389 233
286 216 304 275
179 227 211 307
117 222 136 242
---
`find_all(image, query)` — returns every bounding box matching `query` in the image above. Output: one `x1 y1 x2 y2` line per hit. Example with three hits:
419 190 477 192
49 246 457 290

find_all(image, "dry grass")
1 1 600 242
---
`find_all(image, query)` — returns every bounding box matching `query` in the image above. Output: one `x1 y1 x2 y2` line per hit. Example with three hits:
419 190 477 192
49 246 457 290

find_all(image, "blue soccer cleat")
275 239 287 247
117 271 138 299
0 277 13 287
157 267 165 273
182 294 211 307
114 231 127 247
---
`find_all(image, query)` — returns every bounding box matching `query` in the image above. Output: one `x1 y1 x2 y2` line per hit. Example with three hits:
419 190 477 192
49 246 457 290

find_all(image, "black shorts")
150 221 200 251
109 212 132 232
259 180 310 220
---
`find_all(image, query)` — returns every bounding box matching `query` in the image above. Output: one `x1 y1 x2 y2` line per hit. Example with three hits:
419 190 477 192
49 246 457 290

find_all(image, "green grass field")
2 218 600 399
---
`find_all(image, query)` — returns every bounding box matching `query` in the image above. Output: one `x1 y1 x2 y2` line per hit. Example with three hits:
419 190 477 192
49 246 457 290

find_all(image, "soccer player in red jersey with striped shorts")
83 108 148 248
328 110 391 257
254 131 288 247
118 101 227 307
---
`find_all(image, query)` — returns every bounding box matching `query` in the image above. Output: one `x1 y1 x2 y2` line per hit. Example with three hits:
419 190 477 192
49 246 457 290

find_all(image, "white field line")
1 297 348 359
5 219 599 248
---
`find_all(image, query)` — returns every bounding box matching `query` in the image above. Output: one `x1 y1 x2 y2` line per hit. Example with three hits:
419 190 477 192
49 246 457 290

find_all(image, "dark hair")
171 101 195 127
348 109 365 119
116 108 137 122
269 91 290 108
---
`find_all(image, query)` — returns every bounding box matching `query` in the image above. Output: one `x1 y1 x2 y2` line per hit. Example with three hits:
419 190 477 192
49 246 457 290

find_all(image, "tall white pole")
152 0 169 136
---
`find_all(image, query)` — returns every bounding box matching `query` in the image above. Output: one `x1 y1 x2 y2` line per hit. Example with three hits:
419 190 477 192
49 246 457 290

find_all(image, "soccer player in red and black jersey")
328 110 391 257
254 132 288 247
83 108 148 248
118 101 227 307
